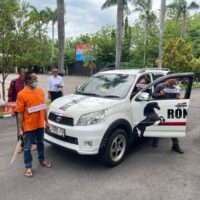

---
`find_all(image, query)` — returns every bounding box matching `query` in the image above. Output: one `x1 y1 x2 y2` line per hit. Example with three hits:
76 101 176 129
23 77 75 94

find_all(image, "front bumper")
44 121 106 155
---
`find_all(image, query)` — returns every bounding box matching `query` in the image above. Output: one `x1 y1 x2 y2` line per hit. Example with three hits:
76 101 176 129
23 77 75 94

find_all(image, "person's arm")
8 80 14 102
152 85 163 98
44 109 49 126
17 112 24 136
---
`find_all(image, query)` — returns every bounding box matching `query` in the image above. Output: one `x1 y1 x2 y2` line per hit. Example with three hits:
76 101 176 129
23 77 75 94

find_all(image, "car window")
77 74 136 99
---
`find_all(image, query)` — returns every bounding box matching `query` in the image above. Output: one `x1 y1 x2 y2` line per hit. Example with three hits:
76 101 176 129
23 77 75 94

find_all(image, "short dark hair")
17 65 26 73
25 71 34 84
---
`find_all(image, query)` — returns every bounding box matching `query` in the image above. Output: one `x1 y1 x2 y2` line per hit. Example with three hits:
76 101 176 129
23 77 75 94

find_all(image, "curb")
0 114 13 118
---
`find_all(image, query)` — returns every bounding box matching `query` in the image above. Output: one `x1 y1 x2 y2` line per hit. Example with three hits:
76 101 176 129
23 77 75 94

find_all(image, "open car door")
131 73 194 138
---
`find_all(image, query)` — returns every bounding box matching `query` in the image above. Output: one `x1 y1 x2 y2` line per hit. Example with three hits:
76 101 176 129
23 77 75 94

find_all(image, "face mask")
31 81 38 88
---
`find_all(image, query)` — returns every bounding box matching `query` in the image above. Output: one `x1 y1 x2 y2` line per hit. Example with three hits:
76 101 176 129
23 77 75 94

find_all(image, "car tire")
100 128 128 167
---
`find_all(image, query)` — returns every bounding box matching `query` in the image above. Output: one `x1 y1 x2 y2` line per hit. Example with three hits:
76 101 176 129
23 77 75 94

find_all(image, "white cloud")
25 0 162 38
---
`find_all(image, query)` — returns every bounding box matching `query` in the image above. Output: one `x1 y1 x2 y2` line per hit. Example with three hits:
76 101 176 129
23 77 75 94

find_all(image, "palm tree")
57 0 65 74
168 0 199 38
102 0 129 69
133 0 156 67
158 0 166 69
44 7 58 65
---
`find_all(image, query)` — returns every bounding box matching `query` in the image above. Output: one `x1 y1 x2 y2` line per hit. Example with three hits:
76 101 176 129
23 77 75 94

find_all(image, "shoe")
152 139 159 148
171 145 184 154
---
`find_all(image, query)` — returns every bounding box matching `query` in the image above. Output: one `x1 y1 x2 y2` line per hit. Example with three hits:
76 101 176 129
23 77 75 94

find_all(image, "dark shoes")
171 145 184 154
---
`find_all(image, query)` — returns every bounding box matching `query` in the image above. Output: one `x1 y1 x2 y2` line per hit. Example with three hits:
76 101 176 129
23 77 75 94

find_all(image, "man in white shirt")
47 68 64 102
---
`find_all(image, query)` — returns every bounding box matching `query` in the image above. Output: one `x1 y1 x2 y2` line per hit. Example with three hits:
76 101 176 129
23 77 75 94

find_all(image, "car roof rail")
142 67 170 71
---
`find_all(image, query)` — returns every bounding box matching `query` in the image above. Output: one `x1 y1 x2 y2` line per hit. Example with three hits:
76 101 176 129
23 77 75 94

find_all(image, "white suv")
45 69 193 166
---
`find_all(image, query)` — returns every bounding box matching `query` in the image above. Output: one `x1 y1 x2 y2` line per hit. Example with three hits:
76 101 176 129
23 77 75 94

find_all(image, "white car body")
45 69 193 164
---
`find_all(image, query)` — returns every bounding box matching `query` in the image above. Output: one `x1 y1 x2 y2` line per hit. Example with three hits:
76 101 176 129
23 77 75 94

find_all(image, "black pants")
50 91 63 102
153 137 179 146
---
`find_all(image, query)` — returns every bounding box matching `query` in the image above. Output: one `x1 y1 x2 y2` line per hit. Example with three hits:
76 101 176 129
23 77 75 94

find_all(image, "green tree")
167 0 199 38
163 38 197 72
102 0 127 69
158 0 166 68
133 0 156 67
44 7 58 65
121 16 132 62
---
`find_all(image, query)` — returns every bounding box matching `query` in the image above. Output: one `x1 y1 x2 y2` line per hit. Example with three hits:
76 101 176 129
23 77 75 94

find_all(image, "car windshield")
76 73 135 99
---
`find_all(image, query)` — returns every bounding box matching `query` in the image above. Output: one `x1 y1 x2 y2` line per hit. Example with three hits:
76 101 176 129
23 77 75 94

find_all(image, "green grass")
0 107 3 118
193 82 200 87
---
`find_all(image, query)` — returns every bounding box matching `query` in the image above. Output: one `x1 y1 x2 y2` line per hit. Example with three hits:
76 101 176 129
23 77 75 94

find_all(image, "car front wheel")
100 128 128 166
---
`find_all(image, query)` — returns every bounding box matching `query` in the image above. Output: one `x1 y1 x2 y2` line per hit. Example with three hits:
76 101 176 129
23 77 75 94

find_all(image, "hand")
45 123 50 133
19 129 24 136
160 90 165 96
45 122 50 128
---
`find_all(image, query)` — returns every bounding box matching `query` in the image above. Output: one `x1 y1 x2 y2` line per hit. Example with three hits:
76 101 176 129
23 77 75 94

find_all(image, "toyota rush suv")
45 68 193 166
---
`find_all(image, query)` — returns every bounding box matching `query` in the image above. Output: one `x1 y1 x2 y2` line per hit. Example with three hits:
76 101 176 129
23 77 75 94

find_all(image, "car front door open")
131 73 194 138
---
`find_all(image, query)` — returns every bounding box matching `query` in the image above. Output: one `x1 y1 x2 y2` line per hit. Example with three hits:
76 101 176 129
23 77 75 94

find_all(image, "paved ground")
0 75 200 200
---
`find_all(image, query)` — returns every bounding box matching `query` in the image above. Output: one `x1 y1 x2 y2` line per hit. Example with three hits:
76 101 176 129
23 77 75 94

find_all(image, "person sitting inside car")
131 78 148 98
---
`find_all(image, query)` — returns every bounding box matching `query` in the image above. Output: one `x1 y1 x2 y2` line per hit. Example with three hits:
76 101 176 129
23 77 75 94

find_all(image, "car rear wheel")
100 128 128 166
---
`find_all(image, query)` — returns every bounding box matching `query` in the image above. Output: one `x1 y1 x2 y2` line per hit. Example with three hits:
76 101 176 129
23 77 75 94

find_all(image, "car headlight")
77 110 106 126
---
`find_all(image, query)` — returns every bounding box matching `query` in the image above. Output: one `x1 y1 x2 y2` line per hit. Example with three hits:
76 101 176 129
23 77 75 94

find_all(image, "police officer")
151 78 184 154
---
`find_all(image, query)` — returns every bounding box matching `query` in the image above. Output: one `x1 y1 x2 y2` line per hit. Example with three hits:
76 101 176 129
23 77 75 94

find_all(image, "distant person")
15 72 52 177
8 65 26 102
8 65 37 153
47 67 64 102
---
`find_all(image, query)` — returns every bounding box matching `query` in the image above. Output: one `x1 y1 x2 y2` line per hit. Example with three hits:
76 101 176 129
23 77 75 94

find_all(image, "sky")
25 0 162 38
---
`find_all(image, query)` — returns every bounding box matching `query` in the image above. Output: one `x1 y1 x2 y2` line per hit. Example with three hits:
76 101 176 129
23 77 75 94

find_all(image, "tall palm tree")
57 0 65 74
133 0 156 67
44 7 58 65
102 0 129 69
158 0 166 69
168 0 199 38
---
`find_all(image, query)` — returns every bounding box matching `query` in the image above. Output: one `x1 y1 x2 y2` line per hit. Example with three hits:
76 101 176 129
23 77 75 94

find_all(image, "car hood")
48 94 122 122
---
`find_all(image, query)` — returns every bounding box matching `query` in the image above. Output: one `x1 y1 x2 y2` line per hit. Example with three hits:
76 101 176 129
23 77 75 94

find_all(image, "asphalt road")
0 83 200 200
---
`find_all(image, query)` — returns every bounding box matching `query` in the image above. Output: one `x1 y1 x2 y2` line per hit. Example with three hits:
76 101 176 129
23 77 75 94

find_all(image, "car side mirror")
137 92 150 101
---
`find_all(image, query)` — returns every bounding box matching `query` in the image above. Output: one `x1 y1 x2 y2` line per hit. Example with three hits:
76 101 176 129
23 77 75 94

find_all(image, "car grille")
46 132 78 145
48 112 74 126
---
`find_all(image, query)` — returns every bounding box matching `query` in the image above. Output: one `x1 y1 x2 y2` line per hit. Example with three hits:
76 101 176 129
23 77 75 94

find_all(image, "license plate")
50 125 65 137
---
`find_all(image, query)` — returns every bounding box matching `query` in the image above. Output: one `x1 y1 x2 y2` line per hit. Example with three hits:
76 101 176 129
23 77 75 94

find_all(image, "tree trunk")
144 18 148 68
1 75 6 101
181 12 186 38
57 0 65 74
51 21 55 65
158 0 166 69
115 0 124 69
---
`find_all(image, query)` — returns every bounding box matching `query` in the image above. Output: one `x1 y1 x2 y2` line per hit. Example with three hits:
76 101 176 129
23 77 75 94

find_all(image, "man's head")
25 72 38 88
17 65 27 80
167 78 176 87
138 78 146 84
52 67 58 77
